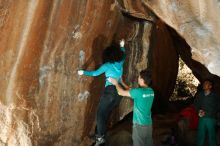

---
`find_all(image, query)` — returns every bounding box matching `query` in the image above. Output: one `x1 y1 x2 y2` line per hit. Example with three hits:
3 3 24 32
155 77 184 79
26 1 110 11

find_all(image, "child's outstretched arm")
78 64 107 77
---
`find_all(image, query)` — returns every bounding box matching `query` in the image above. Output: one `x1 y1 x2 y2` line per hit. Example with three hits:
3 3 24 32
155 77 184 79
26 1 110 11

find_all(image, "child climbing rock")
78 39 126 146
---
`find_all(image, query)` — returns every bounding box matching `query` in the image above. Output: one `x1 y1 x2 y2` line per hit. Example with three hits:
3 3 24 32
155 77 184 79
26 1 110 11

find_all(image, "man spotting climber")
109 69 154 146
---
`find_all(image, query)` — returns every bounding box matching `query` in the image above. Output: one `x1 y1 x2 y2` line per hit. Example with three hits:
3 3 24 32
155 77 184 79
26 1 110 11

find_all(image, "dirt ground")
103 113 178 146
90 112 220 146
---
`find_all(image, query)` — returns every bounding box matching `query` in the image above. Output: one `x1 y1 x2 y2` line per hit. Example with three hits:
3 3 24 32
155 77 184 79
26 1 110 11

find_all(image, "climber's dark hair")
139 69 152 86
102 44 125 64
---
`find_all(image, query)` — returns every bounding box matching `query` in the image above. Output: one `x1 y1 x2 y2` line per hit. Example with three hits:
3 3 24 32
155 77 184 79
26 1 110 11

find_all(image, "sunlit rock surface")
121 0 220 106
140 0 220 76
170 58 199 101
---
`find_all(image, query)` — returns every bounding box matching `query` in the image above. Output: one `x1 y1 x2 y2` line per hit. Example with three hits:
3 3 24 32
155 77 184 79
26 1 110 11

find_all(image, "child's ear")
140 78 144 84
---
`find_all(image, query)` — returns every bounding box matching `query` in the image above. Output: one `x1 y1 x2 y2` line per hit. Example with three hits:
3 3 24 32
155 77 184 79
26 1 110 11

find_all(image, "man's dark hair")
203 78 214 89
140 69 152 85
102 44 125 64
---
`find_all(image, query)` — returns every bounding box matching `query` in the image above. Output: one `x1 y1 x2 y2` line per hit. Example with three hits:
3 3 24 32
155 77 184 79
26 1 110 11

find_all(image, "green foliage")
170 57 199 101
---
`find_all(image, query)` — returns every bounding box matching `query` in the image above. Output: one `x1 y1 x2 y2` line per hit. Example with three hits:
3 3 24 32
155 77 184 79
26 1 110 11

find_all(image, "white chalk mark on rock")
78 91 90 101
79 50 85 67
39 65 53 87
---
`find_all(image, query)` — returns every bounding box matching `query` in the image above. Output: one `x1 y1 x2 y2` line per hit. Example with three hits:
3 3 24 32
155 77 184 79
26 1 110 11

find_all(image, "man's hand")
78 70 84 75
120 78 131 90
120 39 125 47
108 77 131 97
108 78 118 85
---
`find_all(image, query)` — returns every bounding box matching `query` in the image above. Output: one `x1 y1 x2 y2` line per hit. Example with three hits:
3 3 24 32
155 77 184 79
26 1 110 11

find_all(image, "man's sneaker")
94 137 105 146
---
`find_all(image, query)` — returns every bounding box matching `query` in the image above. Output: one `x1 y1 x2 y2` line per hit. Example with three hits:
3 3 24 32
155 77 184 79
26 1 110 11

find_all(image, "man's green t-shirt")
129 87 154 125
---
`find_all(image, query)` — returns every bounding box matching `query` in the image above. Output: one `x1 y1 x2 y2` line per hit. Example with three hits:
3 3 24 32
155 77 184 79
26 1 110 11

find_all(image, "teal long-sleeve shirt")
83 47 125 87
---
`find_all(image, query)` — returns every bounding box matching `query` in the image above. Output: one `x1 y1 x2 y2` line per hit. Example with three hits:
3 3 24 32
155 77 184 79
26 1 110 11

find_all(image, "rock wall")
0 0 156 145
149 20 179 112
141 0 220 76
117 18 154 119
0 0 127 145
120 0 220 106
169 27 220 95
